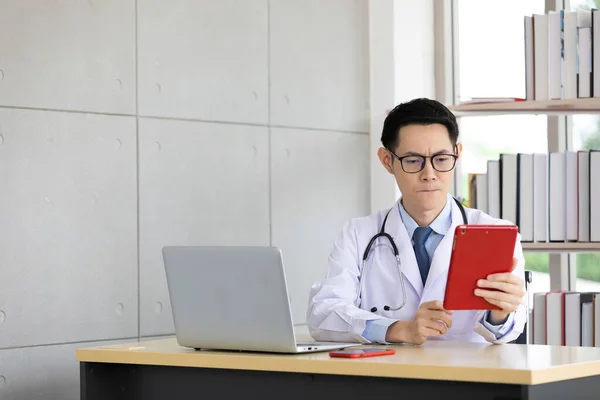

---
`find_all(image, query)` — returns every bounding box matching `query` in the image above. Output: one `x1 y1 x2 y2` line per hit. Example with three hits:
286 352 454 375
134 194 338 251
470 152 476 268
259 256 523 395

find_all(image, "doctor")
306 98 526 345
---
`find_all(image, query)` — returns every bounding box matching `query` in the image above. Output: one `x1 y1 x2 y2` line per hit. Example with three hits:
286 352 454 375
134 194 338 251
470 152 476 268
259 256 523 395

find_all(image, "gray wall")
0 1 370 399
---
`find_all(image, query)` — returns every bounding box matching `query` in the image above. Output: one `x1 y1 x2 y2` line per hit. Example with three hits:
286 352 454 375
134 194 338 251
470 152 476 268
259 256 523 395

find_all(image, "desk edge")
76 348 538 385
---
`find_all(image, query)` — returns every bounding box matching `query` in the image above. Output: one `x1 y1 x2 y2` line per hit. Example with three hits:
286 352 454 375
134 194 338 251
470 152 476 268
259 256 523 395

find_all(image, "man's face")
379 123 460 213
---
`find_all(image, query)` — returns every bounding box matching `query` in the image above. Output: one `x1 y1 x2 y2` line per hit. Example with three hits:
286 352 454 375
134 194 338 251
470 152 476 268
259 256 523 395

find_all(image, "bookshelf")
522 242 600 253
450 99 600 253
449 98 600 116
446 2 600 349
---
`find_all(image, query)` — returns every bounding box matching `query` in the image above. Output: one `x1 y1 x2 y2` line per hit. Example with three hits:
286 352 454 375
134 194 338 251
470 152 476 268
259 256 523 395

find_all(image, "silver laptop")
162 245 359 354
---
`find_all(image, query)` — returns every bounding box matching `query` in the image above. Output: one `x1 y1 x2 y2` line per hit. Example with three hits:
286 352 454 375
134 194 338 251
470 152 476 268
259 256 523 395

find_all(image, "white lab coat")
306 195 527 345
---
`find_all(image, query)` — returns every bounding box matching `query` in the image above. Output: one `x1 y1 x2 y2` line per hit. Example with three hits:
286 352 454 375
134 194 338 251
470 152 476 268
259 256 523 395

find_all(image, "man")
306 98 526 345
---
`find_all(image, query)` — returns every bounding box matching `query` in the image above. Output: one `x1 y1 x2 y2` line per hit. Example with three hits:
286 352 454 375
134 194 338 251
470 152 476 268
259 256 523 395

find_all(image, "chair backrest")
513 270 532 344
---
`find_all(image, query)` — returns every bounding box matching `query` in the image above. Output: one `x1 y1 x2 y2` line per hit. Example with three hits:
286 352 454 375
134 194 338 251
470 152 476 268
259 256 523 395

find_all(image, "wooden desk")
76 338 600 400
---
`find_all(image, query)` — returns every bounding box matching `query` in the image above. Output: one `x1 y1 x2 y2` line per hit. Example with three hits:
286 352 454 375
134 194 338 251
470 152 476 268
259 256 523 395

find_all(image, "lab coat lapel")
386 199 424 296
424 198 464 291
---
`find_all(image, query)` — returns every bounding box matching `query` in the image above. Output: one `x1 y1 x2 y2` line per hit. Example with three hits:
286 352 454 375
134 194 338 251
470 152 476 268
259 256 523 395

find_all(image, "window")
455 0 549 302
568 0 600 291
456 0 548 192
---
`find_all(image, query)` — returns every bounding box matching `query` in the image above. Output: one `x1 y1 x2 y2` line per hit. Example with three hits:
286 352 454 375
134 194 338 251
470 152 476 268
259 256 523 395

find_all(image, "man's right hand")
385 300 453 345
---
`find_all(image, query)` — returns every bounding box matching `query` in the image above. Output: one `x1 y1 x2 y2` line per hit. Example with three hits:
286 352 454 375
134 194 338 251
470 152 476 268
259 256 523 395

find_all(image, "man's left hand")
474 257 525 324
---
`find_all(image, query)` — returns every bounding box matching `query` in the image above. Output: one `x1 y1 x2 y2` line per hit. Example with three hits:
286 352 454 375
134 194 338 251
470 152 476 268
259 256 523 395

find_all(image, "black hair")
381 98 459 151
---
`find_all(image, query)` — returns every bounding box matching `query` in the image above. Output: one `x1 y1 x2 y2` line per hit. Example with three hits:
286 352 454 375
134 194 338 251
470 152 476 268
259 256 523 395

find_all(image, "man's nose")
420 159 437 181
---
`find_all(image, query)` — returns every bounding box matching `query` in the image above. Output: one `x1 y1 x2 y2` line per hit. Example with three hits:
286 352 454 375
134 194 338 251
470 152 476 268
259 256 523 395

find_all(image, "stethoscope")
355 197 468 314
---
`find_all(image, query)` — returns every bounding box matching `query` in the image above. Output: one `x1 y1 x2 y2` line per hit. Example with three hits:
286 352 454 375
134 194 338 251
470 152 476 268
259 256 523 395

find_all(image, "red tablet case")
443 225 518 310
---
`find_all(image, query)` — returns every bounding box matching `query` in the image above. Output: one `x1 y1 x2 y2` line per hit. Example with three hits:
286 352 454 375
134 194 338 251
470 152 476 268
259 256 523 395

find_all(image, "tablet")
443 224 518 310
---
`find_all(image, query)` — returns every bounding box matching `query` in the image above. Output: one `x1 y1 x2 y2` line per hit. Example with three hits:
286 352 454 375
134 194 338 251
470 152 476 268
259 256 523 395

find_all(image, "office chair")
513 270 532 344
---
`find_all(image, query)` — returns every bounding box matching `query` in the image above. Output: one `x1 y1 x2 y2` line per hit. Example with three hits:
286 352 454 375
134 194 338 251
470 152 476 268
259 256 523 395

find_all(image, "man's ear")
455 142 463 159
377 147 394 174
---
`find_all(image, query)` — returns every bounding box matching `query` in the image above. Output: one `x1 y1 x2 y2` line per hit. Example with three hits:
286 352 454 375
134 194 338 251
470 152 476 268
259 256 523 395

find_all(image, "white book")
525 16 535 100
546 292 565 346
533 153 549 242
583 302 594 347
577 9 592 98
501 154 518 224
533 292 547 345
566 151 578 241
517 154 534 241
534 14 549 100
487 160 501 219
562 11 578 99
577 10 592 98
578 27 592 98
549 152 565 241
578 151 590 242
593 9 600 97
581 293 598 347
476 174 487 214
591 151 600 242
548 11 562 100
564 293 581 346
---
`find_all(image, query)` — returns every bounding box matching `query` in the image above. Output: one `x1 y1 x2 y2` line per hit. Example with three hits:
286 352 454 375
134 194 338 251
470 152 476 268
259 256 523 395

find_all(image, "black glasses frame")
387 149 459 174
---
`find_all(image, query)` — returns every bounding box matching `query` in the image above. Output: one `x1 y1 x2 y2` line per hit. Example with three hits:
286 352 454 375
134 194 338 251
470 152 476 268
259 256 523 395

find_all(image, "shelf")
448 98 600 116
522 242 600 253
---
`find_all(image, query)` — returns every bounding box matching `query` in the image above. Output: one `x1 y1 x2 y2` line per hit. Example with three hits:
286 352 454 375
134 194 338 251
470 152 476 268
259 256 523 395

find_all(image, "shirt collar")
397 195 453 238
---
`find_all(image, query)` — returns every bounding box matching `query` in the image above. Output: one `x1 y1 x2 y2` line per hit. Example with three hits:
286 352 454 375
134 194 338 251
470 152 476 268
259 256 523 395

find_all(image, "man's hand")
385 300 453 345
474 257 525 324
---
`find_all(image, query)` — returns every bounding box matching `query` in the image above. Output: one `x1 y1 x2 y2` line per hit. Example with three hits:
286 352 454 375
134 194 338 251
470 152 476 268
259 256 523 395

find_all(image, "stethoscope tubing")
355 198 467 313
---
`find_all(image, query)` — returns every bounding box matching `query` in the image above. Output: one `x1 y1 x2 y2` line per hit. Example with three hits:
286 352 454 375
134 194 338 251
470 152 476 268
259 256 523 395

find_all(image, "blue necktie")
413 227 433 285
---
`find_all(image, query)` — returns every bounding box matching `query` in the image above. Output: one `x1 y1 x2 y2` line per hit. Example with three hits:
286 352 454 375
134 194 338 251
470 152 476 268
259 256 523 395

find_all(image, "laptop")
162 245 359 354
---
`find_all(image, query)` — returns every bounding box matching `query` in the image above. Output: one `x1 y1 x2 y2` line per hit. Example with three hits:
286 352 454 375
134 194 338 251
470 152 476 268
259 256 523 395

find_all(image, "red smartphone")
329 348 396 358
443 224 518 311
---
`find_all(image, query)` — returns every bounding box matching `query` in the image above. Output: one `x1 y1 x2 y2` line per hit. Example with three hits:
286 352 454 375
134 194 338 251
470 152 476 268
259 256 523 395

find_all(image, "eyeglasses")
388 149 458 173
